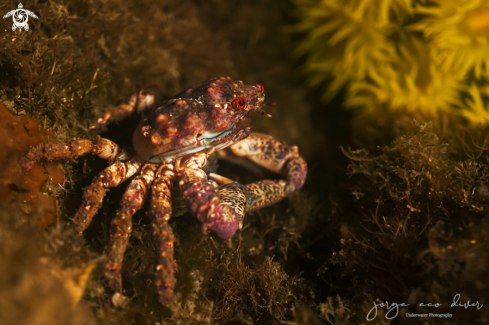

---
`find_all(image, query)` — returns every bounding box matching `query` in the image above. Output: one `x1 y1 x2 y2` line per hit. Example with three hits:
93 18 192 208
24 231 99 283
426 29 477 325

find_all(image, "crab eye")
232 97 247 110
257 84 264 93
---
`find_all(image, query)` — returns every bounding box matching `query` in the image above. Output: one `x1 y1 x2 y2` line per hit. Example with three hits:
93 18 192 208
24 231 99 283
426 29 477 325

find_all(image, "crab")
18 77 307 304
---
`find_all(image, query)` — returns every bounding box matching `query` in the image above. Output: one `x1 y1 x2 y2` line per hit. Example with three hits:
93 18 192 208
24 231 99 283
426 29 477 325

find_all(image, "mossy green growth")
291 0 489 125
0 0 235 142
327 122 489 323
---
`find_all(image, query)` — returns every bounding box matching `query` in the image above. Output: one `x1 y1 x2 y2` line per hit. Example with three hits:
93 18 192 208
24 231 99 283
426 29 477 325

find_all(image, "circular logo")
3 3 38 32
13 9 28 28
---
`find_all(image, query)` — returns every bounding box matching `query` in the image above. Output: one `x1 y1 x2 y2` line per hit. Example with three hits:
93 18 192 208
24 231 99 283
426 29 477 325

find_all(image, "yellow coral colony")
292 0 489 124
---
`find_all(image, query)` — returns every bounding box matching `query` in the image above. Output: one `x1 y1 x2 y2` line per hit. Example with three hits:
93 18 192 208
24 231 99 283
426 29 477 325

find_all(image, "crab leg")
18 136 130 170
89 90 155 130
147 164 177 303
177 153 247 240
72 157 143 234
106 163 157 294
224 132 307 212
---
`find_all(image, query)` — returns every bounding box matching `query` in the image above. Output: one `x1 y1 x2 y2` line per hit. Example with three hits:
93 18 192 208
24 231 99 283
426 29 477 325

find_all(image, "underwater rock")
0 103 64 226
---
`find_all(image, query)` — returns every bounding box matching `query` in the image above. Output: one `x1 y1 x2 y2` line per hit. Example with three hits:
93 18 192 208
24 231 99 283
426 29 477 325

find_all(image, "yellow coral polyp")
292 0 489 125
291 0 401 100
347 35 462 118
466 9 489 32
413 0 489 78
348 64 458 117
458 84 489 124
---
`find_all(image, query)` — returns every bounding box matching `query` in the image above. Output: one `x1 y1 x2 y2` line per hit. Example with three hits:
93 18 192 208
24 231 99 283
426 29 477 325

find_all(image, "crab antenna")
263 102 277 108
257 109 272 118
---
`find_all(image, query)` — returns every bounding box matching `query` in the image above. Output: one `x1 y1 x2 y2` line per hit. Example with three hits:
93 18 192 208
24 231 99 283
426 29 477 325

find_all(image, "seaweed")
206 249 306 323
325 122 489 323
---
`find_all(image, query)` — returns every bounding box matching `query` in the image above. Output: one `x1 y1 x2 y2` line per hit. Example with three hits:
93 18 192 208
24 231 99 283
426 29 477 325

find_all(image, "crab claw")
177 153 247 240
206 205 241 240
205 181 247 239
181 181 246 240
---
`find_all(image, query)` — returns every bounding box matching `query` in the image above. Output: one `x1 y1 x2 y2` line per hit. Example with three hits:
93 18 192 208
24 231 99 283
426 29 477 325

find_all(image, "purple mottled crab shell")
132 77 266 163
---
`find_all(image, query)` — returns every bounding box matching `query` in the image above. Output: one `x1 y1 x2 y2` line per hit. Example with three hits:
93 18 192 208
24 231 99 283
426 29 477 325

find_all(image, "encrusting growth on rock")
0 104 64 227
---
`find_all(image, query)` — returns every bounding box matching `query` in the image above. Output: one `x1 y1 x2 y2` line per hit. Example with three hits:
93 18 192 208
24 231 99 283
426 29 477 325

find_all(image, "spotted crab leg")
147 164 177 303
18 136 130 171
72 157 144 234
213 132 307 212
89 90 155 130
106 163 157 295
177 153 247 240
